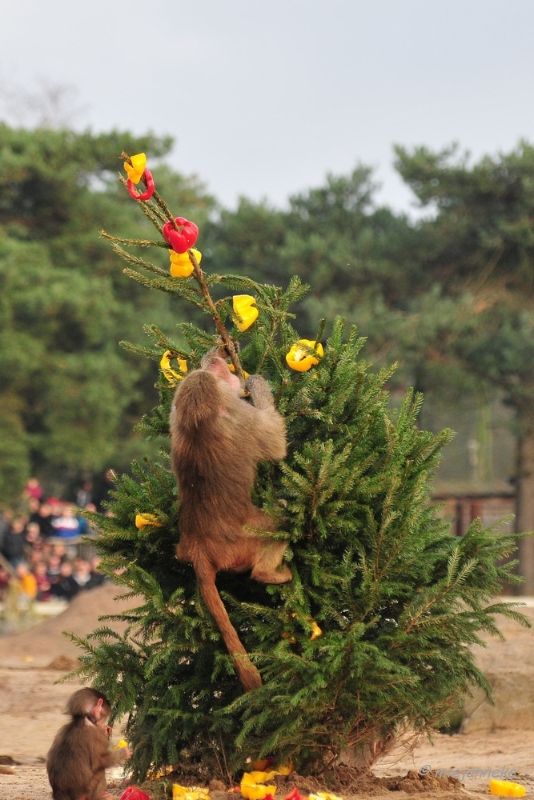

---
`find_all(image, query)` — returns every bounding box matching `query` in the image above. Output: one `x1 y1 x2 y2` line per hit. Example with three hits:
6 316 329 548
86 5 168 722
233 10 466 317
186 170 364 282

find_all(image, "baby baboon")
47 687 131 800
170 353 291 691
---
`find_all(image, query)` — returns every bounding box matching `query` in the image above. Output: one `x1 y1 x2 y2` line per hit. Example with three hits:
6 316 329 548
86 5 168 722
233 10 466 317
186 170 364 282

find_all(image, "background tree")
0 124 215 502
393 142 534 591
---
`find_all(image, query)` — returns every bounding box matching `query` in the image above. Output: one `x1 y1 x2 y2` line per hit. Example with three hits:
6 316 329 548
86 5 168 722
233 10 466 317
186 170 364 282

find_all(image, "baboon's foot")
252 565 292 584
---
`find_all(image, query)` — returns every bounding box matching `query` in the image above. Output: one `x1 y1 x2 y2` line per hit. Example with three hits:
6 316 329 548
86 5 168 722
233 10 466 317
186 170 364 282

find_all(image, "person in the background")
51 505 82 540
75 479 93 509
0 509 13 555
1 518 27 567
72 558 97 591
33 561 52 601
93 469 115 513
24 477 43 502
50 561 79 601
50 541 68 562
16 562 38 601
24 521 41 560
46 554 63 585
89 556 107 588
31 501 55 539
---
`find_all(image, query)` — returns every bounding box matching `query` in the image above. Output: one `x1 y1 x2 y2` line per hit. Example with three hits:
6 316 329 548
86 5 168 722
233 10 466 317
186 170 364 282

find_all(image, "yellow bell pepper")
241 772 276 800
114 739 128 749
169 248 202 278
309 794 343 800
276 764 293 776
160 350 188 383
310 621 322 640
173 785 210 800
490 781 526 797
135 513 162 529
247 772 278 783
233 295 259 332
286 340 324 372
124 152 147 184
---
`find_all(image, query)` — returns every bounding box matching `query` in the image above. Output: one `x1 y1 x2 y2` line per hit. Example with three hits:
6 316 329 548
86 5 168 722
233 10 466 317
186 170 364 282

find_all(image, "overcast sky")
0 0 533 213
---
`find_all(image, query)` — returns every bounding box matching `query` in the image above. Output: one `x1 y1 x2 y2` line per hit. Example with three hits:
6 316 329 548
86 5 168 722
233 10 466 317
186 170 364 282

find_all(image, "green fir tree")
71 152 527 783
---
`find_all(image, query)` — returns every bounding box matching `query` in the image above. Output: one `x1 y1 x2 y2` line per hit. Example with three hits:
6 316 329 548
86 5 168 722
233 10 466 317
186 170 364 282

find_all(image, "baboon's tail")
196 565 262 692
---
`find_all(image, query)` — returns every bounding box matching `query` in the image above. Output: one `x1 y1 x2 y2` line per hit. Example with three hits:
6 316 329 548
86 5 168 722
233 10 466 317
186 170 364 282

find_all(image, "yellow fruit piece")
247 771 278 783
160 350 188 383
233 295 259 332
490 780 526 797
124 152 147 184
169 248 202 277
241 785 276 800
135 513 162 529
309 794 343 800
286 340 324 372
310 621 322 640
173 785 210 800
276 764 293 776
241 773 276 800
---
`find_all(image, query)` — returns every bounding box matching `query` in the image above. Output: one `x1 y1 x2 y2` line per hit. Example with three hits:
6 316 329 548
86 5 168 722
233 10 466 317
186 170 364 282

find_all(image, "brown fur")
170 355 291 691
47 688 130 800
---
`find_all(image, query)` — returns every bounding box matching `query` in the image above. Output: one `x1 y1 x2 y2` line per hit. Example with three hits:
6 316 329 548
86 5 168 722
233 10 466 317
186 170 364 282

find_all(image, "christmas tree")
72 152 526 782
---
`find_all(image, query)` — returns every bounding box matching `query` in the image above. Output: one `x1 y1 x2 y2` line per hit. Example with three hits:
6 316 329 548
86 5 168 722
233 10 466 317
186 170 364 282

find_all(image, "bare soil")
0 586 533 800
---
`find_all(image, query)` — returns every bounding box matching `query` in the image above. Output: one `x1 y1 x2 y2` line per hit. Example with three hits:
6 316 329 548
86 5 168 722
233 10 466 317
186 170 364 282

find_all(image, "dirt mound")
0 582 140 667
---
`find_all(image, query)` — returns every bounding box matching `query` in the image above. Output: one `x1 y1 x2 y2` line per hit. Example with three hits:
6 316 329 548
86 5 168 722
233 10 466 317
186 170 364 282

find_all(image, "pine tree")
72 153 527 783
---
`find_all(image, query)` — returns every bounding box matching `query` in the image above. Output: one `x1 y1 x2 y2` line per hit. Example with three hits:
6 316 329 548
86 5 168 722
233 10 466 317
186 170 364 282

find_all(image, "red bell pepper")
162 217 199 254
127 169 155 201
119 787 151 800
284 788 304 800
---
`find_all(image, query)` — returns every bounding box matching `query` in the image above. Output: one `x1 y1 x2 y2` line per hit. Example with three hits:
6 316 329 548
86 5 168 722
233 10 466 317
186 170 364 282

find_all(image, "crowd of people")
0 477 109 607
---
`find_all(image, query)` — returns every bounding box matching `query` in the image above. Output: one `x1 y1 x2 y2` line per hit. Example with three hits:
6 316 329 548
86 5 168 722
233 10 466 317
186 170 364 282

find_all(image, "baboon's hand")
245 375 275 410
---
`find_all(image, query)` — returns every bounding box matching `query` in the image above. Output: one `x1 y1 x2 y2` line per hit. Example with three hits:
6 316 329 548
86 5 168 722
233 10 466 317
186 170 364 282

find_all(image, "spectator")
26 496 41 517
24 521 42 560
93 469 115 512
47 554 63 585
75 480 93 509
50 561 79 601
33 561 52 601
50 542 68 561
51 505 82 540
89 556 107 588
24 477 43 502
1 518 27 567
72 558 96 591
31 502 55 539
16 562 38 601
0 509 14 553
28 546 47 570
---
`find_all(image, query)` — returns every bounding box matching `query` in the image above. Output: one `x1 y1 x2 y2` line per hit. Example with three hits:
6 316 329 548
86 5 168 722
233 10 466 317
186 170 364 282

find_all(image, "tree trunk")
515 427 534 595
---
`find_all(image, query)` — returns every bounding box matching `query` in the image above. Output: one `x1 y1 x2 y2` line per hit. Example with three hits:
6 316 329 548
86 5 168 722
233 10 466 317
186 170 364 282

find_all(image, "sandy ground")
0 586 533 800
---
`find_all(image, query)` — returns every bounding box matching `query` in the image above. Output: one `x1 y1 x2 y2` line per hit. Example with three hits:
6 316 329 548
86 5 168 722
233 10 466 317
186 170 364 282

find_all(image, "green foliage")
0 125 215 494
390 142 534 423
69 175 527 779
